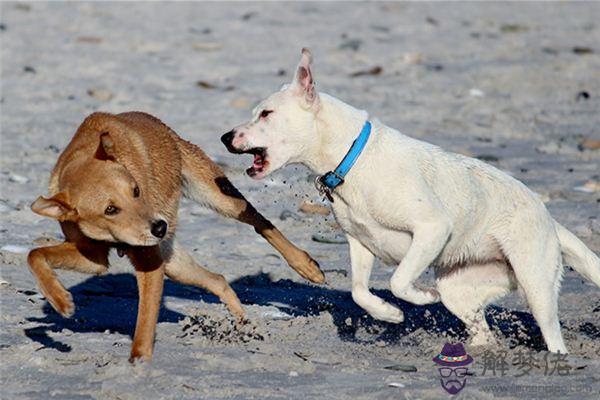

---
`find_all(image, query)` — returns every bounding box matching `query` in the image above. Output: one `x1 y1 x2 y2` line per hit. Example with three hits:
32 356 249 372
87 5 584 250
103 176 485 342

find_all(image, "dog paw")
129 349 152 364
393 284 440 305
290 254 325 284
234 316 251 328
41 283 75 318
230 307 246 325
372 306 404 324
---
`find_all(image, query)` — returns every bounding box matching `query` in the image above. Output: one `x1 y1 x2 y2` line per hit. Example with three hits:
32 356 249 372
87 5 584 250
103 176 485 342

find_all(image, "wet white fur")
230 49 600 353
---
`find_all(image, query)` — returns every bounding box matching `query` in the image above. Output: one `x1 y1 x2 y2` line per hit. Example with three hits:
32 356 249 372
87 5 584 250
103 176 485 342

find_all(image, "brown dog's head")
31 132 168 246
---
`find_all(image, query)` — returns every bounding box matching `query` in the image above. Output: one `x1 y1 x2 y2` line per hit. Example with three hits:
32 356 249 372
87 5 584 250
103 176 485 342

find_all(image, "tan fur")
28 111 324 362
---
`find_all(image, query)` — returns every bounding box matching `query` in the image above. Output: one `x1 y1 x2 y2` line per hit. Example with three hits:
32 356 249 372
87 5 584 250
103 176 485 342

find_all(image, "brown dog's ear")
95 132 117 161
31 193 78 221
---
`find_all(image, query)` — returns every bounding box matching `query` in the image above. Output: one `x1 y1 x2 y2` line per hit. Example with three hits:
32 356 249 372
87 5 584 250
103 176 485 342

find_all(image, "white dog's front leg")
348 235 404 323
390 220 451 305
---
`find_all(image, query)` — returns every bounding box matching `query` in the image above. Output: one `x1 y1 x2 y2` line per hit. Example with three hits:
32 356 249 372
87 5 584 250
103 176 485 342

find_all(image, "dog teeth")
246 150 268 178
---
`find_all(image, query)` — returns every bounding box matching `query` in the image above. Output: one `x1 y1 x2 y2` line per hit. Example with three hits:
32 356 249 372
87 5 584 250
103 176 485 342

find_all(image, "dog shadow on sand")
26 272 593 353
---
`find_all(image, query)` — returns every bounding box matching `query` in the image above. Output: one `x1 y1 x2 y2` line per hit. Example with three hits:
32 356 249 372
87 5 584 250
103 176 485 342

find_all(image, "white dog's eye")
259 110 273 119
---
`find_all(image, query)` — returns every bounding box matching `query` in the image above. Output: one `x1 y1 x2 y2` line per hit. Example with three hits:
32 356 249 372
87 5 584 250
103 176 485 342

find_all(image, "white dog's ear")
292 48 317 103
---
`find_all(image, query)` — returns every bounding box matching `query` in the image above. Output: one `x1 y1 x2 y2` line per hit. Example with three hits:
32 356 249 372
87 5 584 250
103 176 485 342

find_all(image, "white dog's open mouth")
243 147 269 178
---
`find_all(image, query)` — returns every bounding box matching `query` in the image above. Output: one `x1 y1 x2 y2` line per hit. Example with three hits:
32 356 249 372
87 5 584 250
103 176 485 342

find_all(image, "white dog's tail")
556 222 600 287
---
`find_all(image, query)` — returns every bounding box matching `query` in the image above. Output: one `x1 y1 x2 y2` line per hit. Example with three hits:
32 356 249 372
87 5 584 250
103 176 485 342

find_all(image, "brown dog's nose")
221 130 240 153
151 220 167 239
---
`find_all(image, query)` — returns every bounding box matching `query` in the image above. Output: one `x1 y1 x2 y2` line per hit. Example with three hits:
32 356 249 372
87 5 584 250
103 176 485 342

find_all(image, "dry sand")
1 2 599 399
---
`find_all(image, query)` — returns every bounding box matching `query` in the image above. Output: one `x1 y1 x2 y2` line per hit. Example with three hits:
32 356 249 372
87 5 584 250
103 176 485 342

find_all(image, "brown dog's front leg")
127 246 165 362
27 241 109 317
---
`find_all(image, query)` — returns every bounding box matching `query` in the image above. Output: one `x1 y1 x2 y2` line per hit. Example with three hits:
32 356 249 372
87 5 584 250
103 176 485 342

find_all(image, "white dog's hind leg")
504 231 567 353
348 236 404 323
437 261 516 347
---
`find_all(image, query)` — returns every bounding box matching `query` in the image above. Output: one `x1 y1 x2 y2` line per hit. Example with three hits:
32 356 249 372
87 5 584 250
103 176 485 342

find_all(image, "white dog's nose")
221 130 240 153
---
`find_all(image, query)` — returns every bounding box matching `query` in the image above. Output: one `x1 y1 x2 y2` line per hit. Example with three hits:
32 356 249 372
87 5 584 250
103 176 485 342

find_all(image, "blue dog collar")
316 120 372 201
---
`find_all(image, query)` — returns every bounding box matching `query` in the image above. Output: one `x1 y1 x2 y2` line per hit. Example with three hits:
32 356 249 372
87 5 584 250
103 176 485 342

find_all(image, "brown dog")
27 111 324 361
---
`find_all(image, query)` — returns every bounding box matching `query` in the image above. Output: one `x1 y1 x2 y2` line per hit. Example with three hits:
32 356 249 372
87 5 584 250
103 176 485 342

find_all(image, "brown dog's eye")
133 186 140 198
260 110 273 119
105 205 120 216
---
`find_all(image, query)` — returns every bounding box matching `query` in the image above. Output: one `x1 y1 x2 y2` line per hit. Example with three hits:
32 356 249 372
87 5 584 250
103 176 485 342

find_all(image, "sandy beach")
1 2 599 399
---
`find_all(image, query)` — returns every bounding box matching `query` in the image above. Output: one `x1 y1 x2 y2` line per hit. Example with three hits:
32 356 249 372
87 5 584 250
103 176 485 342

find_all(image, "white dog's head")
221 48 320 179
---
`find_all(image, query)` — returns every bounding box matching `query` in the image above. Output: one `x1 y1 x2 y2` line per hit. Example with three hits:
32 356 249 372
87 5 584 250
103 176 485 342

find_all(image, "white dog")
222 48 600 353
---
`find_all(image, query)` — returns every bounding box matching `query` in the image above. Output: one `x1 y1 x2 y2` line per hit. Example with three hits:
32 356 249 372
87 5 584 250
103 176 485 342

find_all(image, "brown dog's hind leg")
177 140 325 283
127 245 165 362
27 242 109 317
163 240 244 321
219 182 325 284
